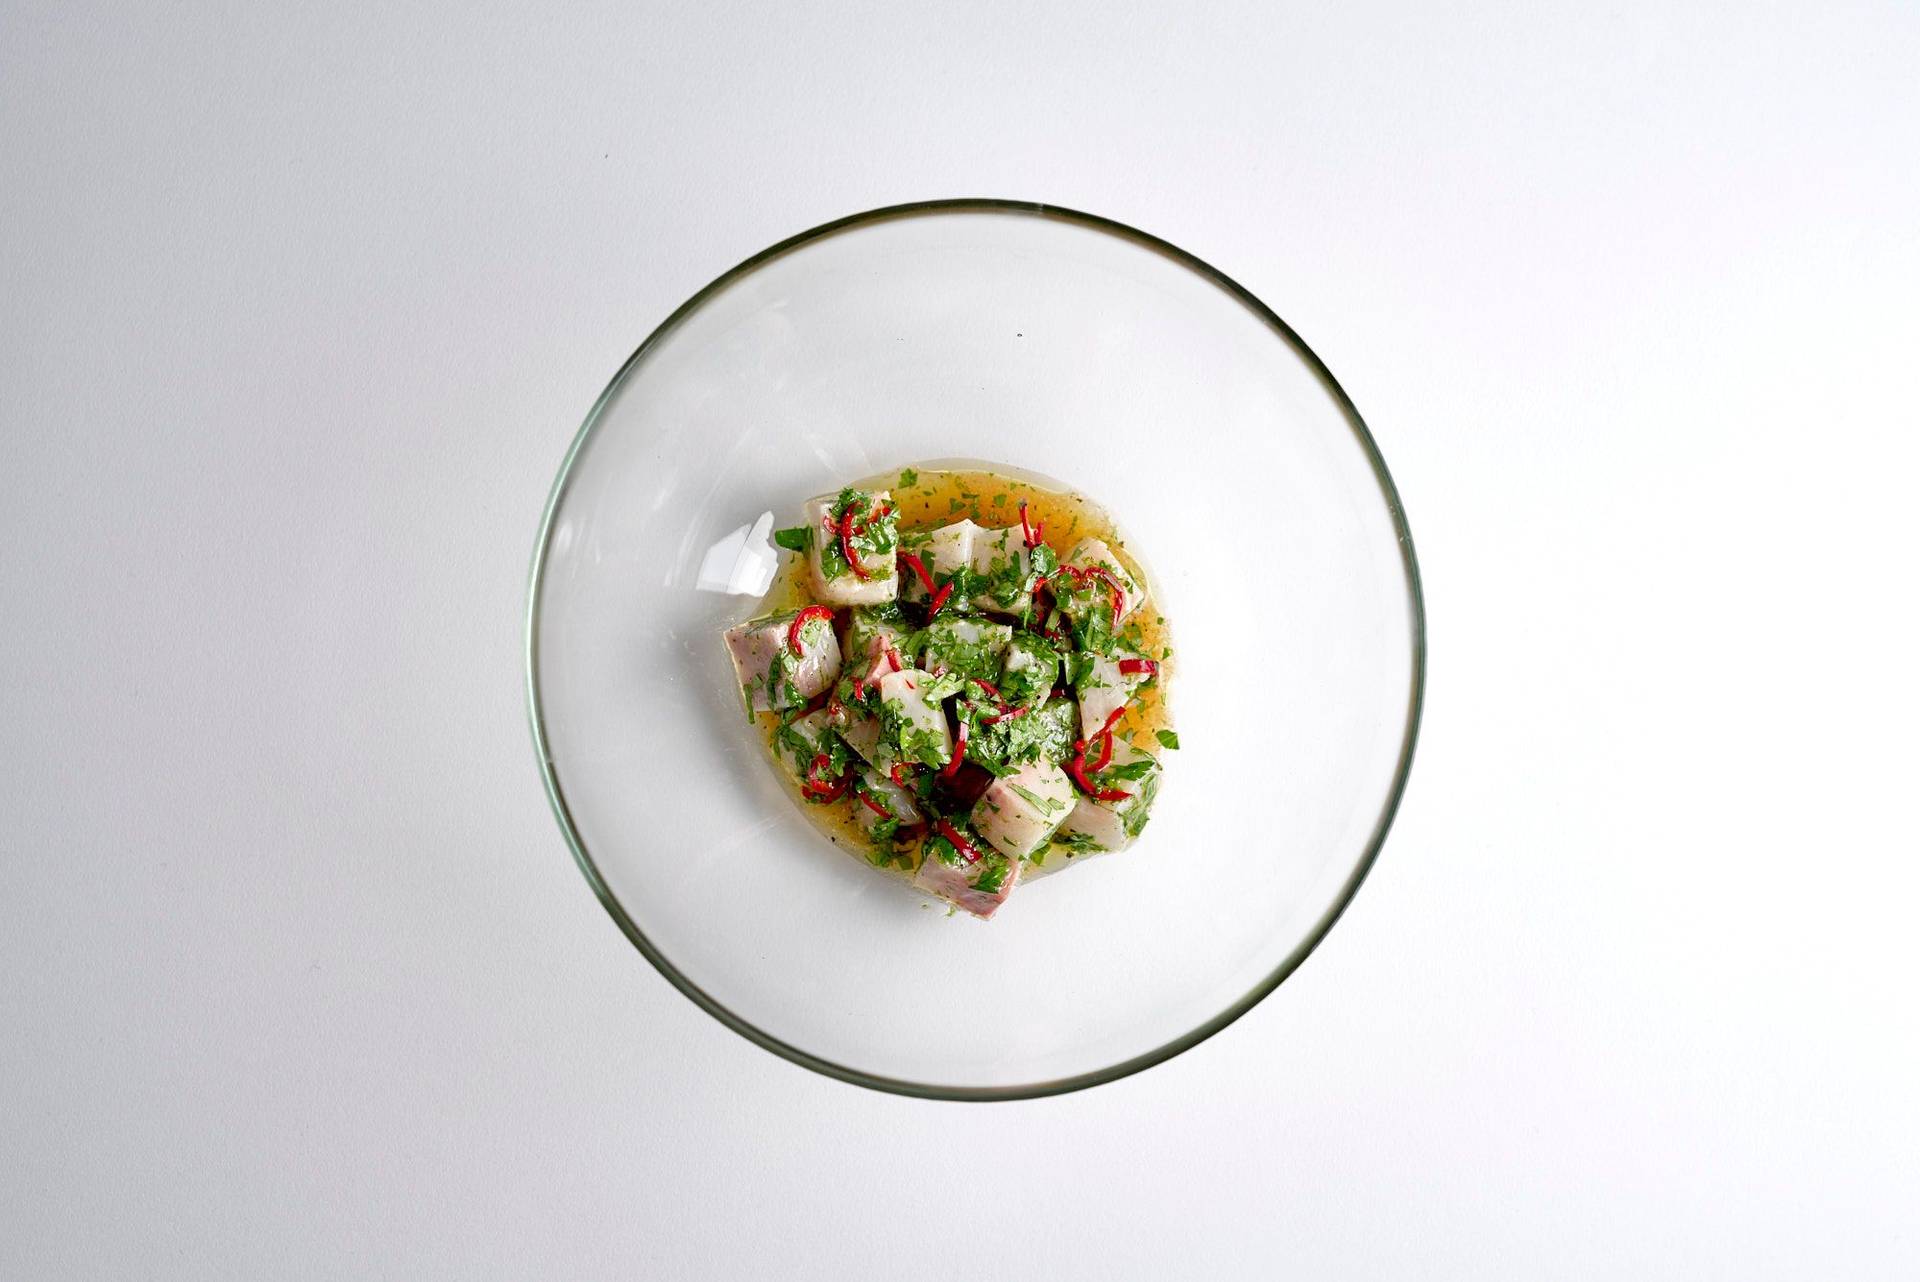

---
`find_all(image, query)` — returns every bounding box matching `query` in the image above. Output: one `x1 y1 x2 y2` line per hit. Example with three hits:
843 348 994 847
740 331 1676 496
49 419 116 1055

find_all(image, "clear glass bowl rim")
524 197 1428 1101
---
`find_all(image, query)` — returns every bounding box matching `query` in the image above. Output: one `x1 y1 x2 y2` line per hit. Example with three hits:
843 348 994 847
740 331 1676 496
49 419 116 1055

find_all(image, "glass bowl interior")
528 201 1423 1098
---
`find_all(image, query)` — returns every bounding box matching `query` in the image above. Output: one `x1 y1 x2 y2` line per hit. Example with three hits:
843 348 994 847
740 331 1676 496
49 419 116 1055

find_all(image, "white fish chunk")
1063 536 1146 622
850 764 921 843
921 614 1012 682
1054 739 1162 857
914 827 1020 919
970 758 1075 860
830 701 897 773
804 490 900 606
900 519 978 607
769 708 843 783
998 631 1063 706
969 524 1034 617
875 668 955 769
1075 646 1152 738
724 610 842 713
845 605 913 668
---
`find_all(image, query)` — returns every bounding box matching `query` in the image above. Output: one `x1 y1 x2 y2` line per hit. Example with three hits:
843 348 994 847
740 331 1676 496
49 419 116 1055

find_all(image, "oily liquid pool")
754 465 1175 872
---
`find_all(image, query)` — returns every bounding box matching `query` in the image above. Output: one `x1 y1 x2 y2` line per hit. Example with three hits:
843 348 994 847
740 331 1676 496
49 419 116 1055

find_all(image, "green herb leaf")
772 526 811 552
972 854 1010 895
1155 729 1181 750
898 467 919 487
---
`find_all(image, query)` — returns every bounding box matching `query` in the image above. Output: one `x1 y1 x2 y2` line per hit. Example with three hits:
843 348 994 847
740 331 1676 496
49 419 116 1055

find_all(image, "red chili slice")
940 717 968 777
1066 755 1130 803
900 550 952 617
888 763 914 788
855 787 892 818
899 550 936 594
787 605 833 655
1117 657 1158 677
839 508 873 581
1087 731 1114 772
1018 500 1044 550
1083 565 1127 620
800 752 850 802
934 817 983 864
1066 708 1132 801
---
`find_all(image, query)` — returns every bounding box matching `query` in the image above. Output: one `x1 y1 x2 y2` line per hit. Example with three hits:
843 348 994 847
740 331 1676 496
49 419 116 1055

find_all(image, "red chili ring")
787 604 833 655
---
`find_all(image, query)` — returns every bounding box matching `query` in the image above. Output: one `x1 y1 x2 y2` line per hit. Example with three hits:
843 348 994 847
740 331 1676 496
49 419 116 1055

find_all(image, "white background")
3 2 1916 1277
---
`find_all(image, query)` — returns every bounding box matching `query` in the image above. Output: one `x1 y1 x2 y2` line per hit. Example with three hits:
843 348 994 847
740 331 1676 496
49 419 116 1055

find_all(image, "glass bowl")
527 200 1424 1099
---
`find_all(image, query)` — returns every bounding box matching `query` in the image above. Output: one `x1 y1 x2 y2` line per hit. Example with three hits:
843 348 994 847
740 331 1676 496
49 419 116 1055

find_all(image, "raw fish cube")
724 610 842 713
804 490 899 606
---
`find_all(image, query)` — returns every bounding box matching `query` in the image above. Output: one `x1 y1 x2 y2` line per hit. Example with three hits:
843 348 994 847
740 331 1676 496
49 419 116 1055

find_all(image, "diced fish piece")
1076 646 1152 738
914 832 1019 920
970 758 1075 860
900 520 978 607
830 701 897 772
1054 739 1163 857
1064 536 1146 622
998 631 1062 706
850 765 921 843
1031 698 1079 763
804 491 899 606
845 605 913 667
876 668 954 768
725 610 842 712
769 709 841 781
969 525 1034 617
921 615 1012 682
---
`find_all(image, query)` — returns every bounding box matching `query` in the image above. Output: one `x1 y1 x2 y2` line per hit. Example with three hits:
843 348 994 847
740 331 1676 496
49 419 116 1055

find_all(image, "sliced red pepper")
900 550 937 595
900 550 953 617
884 645 904 674
1066 708 1131 801
1018 500 1044 550
888 763 914 789
970 678 1005 702
1083 565 1127 620
934 817 983 864
787 604 833 655
839 508 873 581
940 717 968 777
1066 754 1130 803
1087 731 1114 772
1117 657 1158 677
800 752 849 802
854 787 892 818
983 704 1028 726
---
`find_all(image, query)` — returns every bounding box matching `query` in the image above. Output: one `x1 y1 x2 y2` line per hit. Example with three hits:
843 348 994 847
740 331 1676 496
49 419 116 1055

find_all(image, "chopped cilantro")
971 854 1010 895
773 526 811 552
898 467 918 487
1008 783 1065 816
1103 758 1156 783
1155 729 1181 751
